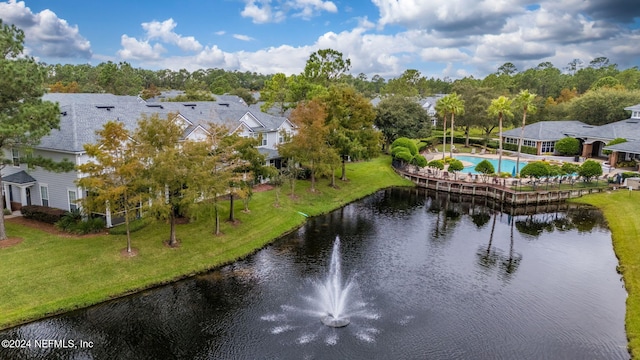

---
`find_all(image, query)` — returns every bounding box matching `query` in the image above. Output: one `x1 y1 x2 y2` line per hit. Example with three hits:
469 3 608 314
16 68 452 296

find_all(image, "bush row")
503 143 537 155
20 205 66 224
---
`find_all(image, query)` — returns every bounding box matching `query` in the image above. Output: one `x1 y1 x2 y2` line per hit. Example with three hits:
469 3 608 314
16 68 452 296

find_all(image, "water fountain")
263 235 380 344
318 236 352 328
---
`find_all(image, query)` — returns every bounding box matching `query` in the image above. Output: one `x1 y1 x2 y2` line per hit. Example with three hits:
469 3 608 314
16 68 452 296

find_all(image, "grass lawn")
0 156 413 330
571 190 640 357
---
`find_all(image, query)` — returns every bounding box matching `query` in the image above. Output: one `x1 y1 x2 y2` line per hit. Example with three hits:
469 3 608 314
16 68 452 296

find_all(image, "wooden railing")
395 167 611 206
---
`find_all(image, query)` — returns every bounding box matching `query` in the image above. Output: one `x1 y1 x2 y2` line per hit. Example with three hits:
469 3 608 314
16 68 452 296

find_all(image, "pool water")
455 155 527 175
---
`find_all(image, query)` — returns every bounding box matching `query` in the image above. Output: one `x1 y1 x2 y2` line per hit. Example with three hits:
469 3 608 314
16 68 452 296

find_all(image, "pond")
0 188 627 359
455 155 528 175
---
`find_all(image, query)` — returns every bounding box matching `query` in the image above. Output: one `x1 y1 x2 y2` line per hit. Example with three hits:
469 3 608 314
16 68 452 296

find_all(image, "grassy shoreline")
0 156 413 330
570 191 640 358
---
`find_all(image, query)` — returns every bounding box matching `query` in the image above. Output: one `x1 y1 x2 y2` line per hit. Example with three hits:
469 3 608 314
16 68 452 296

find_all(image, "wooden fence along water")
395 167 610 206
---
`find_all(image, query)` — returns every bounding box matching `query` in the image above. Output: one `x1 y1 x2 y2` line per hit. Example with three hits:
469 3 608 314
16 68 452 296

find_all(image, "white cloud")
0 0 91 58
141 19 202 52
288 0 337 19
117 18 203 62
117 35 165 60
241 0 285 24
372 0 527 34
233 34 255 41
420 47 470 62
241 0 336 23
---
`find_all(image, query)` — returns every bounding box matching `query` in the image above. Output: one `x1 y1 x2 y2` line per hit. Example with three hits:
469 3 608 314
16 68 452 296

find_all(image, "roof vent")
60 111 67 116
146 104 164 109
219 103 230 107
627 121 639 124
96 105 115 111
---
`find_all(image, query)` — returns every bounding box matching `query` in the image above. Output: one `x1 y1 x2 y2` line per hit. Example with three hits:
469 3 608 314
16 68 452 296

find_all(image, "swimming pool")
454 155 527 175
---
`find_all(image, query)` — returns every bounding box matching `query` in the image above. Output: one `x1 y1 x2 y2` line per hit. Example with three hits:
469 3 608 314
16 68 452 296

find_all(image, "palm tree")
435 98 449 160
437 93 465 158
487 96 514 174
513 90 537 175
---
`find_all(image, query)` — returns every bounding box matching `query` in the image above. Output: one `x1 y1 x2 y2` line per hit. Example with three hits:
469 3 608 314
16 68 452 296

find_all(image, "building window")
262 138 267 146
541 141 555 153
12 149 19 167
40 185 49 207
505 138 517 145
523 139 536 147
68 189 78 212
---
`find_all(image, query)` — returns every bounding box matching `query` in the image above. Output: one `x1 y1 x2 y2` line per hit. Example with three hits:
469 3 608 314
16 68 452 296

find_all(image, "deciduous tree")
134 113 188 247
322 85 381 182
279 100 339 192
375 95 431 145
77 121 143 254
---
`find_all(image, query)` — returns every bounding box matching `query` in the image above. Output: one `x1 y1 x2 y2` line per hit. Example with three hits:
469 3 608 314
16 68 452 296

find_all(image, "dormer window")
633 111 640 119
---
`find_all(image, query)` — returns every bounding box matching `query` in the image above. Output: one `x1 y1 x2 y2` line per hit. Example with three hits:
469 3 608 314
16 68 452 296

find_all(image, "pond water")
455 155 528 175
0 188 628 359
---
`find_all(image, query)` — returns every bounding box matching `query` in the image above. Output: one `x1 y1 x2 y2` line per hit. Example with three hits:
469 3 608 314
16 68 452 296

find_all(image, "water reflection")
0 188 628 360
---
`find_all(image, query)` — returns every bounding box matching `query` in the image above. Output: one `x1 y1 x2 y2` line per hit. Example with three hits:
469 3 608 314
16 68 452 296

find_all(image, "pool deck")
396 150 622 207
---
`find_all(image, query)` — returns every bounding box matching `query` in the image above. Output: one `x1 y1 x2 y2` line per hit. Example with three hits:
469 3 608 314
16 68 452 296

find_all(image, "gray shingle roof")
258 147 280 160
501 120 590 141
38 93 289 153
569 118 640 141
604 140 640 153
3 170 36 184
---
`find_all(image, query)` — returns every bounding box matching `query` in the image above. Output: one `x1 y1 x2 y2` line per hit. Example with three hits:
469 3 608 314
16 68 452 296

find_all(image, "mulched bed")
0 237 23 248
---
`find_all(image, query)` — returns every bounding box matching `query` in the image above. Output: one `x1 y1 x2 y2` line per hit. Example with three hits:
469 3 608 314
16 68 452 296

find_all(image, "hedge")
21 205 67 224
503 143 538 155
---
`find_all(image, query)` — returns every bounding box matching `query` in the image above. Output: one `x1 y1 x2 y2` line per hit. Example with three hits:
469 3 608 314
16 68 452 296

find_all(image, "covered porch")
3 170 37 211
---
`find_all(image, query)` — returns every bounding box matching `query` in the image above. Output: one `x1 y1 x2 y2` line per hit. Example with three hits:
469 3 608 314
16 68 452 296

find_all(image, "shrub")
427 159 444 170
561 162 580 175
616 160 637 168
21 205 66 224
520 161 550 179
621 172 640 180
578 160 603 182
503 143 537 155
55 210 82 231
448 159 464 173
55 210 105 234
390 137 418 155
555 137 580 155
475 160 495 175
414 154 428 167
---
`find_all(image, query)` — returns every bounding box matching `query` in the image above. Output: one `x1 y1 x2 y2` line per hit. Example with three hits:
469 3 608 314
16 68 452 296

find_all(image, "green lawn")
0 156 413 330
570 190 640 357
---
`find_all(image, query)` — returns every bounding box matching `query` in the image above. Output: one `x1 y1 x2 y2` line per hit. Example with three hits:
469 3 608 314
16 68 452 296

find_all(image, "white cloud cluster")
149 0 640 79
3 0 640 80
241 0 336 23
118 18 202 61
241 0 286 24
0 0 91 58
142 19 203 52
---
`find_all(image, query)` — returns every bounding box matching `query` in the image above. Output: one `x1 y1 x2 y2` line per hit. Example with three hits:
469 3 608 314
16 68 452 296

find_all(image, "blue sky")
1 0 639 80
